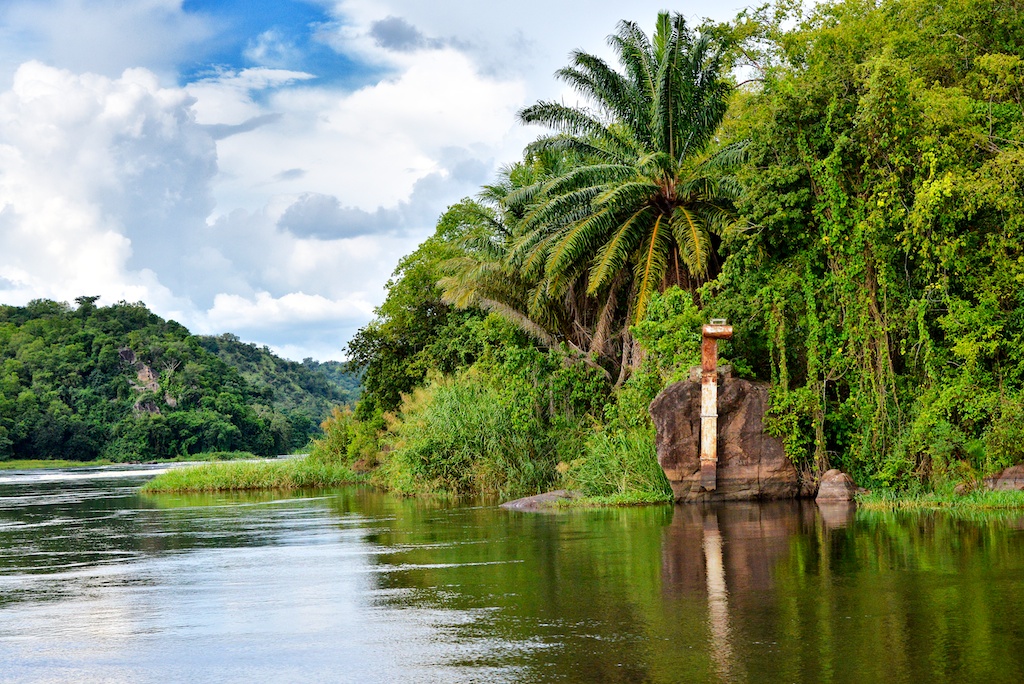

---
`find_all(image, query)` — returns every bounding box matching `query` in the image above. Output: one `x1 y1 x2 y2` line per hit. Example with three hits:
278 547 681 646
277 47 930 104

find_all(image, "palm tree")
438 152 616 376
515 12 743 337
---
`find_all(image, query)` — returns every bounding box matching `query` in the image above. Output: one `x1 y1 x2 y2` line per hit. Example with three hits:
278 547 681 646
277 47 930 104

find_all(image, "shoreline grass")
555 492 674 508
140 456 369 493
857 488 1024 511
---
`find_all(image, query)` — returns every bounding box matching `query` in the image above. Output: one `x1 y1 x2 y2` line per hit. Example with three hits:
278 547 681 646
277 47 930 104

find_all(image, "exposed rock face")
816 469 857 502
984 464 1024 491
650 376 799 502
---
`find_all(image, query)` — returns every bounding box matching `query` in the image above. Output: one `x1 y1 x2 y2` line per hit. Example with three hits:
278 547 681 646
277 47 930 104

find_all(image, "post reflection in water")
702 508 735 682
661 502 816 683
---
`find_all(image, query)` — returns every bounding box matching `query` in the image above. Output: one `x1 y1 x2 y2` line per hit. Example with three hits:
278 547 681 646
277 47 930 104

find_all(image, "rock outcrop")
983 464 1024 491
650 375 799 502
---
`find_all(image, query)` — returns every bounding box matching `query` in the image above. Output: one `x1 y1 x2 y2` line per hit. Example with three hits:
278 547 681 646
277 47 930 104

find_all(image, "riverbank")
0 451 267 471
140 456 368 493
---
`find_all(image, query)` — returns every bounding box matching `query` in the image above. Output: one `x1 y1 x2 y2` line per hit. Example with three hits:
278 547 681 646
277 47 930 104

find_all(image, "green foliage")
858 488 1024 513
984 397 1024 474
0 298 352 462
309 406 382 468
370 315 611 498
346 216 485 417
561 426 672 502
330 0 1024 500
198 334 361 449
377 372 554 498
630 286 704 385
689 0 1024 486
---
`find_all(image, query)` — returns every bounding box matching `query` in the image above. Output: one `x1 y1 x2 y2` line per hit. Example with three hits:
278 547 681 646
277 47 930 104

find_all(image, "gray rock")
816 469 857 502
650 377 799 502
500 489 579 512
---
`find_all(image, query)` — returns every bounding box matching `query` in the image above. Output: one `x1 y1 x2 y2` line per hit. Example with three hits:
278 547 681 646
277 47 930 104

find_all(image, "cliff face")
650 375 802 502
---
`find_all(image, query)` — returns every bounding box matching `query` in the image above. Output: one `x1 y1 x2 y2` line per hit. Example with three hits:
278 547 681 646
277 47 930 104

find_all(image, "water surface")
1 467 1023 682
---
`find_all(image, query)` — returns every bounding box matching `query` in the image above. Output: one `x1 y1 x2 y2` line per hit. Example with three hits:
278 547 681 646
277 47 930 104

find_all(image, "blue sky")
0 0 753 361
177 0 377 86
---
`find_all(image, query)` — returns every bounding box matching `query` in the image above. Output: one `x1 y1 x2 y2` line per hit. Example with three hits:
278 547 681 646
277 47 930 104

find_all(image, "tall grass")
378 374 557 498
140 456 368 493
858 488 1024 512
562 426 673 504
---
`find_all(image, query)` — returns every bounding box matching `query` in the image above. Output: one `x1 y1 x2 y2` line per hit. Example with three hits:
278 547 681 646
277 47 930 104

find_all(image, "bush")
309 406 382 469
377 372 556 498
984 396 1024 474
563 426 672 503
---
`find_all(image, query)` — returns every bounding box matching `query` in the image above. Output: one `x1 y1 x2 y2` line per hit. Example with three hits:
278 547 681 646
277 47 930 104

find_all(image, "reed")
561 427 673 504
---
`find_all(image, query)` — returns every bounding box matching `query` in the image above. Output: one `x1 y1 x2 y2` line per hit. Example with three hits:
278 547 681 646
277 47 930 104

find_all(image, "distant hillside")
0 298 359 461
196 333 360 431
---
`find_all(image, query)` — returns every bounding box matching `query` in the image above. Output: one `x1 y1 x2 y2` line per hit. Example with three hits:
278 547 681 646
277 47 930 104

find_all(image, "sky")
0 0 754 361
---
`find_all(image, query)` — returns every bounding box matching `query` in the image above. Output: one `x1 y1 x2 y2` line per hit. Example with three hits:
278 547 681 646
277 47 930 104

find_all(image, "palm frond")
588 204 653 291
478 298 558 348
633 214 672 322
670 205 710 275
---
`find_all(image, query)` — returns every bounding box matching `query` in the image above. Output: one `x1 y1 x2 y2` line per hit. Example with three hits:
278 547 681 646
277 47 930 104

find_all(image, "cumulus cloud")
187 47 524 216
0 62 214 305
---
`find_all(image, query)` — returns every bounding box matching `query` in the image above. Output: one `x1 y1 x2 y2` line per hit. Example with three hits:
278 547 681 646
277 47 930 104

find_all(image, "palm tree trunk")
590 273 623 359
614 293 636 389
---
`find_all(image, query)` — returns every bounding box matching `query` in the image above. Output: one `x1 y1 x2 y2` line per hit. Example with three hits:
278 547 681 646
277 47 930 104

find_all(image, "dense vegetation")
308 0 1024 502
0 298 358 461
197 333 359 439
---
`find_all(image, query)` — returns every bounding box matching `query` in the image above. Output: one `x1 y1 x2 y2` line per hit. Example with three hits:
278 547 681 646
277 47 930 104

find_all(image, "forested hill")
0 298 358 462
196 333 360 422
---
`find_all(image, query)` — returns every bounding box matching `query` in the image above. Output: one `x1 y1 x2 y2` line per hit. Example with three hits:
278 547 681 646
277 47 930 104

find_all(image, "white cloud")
326 0 751 86
188 47 524 215
206 291 373 330
0 0 212 83
0 62 213 308
0 0 758 361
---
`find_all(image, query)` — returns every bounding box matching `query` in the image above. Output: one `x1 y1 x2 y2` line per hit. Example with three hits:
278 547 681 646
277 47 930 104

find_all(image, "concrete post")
700 320 733 491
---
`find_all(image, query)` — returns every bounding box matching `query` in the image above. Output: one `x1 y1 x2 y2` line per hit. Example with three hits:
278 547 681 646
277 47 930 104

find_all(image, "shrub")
563 426 672 503
377 372 555 498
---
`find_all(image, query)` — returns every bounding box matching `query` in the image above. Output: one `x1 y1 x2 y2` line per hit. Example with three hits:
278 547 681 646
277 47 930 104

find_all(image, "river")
1 465 1023 683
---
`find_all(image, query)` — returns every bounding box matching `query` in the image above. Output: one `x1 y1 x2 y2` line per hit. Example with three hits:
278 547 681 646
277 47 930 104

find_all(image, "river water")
1 466 1023 683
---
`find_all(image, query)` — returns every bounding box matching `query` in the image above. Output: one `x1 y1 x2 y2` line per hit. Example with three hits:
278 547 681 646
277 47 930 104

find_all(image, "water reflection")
2 469 1024 683
702 509 735 681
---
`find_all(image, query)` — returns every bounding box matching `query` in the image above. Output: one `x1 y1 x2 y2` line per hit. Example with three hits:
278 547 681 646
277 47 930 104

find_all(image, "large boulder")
650 376 799 502
983 464 1024 491
815 469 857 502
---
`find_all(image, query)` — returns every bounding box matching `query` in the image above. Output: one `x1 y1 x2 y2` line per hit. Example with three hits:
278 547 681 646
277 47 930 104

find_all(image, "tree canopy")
0 299 359 460
340 0 1024 496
